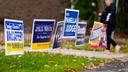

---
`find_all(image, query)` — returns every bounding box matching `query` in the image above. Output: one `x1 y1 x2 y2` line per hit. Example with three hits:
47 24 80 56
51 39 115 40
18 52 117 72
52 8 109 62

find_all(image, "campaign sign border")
63 9 79 38
31 19 56 51
4 19 24 55
75 21 87 46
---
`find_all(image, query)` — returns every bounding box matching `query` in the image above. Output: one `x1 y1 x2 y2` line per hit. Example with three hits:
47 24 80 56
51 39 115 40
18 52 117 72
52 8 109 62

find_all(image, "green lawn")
0 51 111 72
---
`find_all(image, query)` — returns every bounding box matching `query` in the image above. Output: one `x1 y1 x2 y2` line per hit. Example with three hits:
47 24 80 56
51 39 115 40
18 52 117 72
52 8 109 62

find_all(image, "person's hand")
98 12 102 16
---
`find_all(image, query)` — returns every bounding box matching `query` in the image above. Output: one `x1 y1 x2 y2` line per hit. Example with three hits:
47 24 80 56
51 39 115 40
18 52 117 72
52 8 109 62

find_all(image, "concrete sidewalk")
33 48 128 58
1 46 128 59
25 47 128 59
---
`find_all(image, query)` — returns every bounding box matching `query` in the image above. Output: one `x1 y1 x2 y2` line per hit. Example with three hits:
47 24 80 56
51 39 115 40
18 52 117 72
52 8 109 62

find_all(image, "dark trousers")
106 26 117 50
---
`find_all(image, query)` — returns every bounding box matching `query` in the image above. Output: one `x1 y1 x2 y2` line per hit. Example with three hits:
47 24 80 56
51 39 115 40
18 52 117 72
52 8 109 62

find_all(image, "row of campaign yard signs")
3 9 107 55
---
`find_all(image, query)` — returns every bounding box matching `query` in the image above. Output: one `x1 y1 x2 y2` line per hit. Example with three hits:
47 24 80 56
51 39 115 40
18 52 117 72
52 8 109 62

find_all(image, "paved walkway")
0 46 128 59
40 49 128 58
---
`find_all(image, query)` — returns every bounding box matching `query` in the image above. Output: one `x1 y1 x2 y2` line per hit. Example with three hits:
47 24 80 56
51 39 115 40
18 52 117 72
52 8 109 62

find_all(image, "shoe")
115 45 121 53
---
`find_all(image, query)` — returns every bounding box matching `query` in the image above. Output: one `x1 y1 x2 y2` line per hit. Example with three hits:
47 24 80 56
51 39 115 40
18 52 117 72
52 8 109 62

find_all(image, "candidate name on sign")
35 25 53 39
65 13 77 32
35 25 53 32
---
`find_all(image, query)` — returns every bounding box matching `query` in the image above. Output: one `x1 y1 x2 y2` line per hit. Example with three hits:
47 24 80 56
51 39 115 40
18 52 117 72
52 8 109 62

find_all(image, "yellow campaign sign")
32 42 51 50
89 21 107 48
89 21 103 44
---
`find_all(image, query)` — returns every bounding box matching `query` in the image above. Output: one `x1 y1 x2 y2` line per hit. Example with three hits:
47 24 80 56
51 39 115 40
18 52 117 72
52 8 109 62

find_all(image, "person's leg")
108 29 121 53
109 35 117 47
106 27 112 50
103 27 112 54
107 27 121 53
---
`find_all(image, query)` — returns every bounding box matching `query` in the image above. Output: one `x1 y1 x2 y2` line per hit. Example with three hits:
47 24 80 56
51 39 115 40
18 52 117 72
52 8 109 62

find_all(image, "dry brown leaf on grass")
68 68 77 72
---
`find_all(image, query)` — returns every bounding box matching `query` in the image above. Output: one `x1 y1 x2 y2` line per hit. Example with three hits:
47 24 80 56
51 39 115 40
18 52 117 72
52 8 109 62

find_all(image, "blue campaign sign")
5 21 23 30
32 20 55 43
53 21 63 49
63 9 79 38
75 22 87 46
4 19 24 55
4 19 24 42
31 19 55 50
